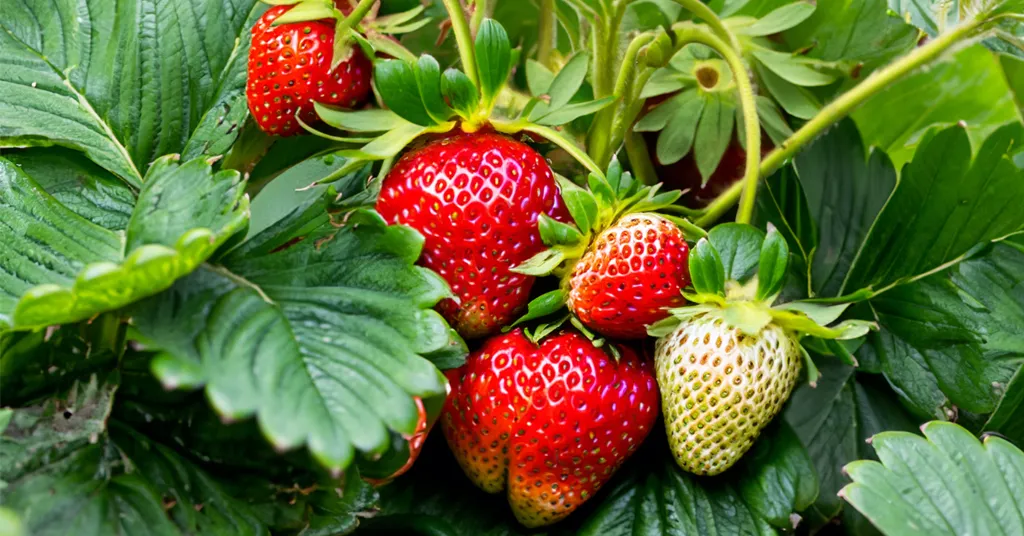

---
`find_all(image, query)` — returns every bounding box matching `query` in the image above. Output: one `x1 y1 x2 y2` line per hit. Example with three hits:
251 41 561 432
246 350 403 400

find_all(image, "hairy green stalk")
442 0 479 89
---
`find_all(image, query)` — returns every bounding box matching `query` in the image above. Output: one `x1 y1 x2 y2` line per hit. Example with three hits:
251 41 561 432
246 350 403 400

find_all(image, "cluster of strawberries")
246 2 826 528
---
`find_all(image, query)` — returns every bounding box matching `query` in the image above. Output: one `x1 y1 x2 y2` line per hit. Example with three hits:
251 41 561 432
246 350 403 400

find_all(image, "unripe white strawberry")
654 314 802 475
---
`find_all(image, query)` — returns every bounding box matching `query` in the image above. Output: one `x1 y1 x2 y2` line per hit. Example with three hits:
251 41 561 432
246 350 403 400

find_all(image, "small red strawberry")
441 329 659 527
364 397 431 485
246 4 372 136
567 213 690 339
376 130 569 339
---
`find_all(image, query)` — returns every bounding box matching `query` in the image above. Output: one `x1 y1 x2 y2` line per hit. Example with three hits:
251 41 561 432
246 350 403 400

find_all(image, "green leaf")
0 0 261 185
535 96 617 126
2 148 135 232
842 422 1024 536
756 95 795 144
862 243 1024 418
655 91 705 165
374 60 437 126
132 209 462 472
578 423 817 534
474 19 512 110
546 53 590 109
754 166 816 300
984 363 1024 447
689 238 727 296
442 69 480 119
888 0 960 37
852 44 1021 169
246 153 371 242
736 2 816 36
794 119 896 297
708 223 766 283
844 123 1024 294
538 214 583 245
783 0 917 72
414 55 455 124
509 289 569 328
525 59 555 96
1 156 247 330
315 105 409 132
757 225 789 301
694 93 736 184
752 48 839 87
784 356 920 529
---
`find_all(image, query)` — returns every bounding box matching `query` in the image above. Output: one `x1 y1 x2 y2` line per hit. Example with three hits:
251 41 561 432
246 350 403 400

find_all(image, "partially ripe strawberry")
246 5 372 136
441 329 658 527
654 315 801 475
567 213 690 339
376 131 569 339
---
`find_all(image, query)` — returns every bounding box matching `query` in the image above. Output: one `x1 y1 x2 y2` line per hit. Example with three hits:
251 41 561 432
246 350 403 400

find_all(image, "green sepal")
442 69 479 120
474 19 512 113
534 97 617 126
511 248 566 276
689 238 727 296
546 53 590 109
772 301 850 326
733 2 816 36
364 33 418 63
538 214 583 246
374 60 438 126
526 59 555 96
524 314 570 344
769 308 875 340
722 301 773 336
508 289 569 329
413 55 455 124
797 343 821 387
314 105 407 132
270 0 336 26
554 175 599 235
756 224 789 302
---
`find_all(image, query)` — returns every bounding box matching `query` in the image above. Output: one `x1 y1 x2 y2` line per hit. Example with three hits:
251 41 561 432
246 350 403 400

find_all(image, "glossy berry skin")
568 213 690 339
246 5 372 136
376 131 569 339
654 316 801 475
441 329 659 527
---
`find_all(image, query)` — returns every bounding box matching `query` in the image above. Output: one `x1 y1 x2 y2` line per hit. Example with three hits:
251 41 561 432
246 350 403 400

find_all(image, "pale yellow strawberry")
654 314 802 475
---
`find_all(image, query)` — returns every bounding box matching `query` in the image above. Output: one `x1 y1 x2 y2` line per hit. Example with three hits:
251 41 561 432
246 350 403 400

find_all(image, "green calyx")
264 0 426 71
647 224 875 385
512 158 685 279
306 17 614 184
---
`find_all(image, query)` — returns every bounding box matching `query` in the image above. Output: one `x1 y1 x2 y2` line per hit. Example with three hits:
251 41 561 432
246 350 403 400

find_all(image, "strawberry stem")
696 16 990 228
441 0 480 90
536 0 557 69
670 0 742 53
469 0 489 36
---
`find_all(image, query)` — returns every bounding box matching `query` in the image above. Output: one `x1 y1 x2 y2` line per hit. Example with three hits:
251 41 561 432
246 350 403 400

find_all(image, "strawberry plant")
1 0 1023 534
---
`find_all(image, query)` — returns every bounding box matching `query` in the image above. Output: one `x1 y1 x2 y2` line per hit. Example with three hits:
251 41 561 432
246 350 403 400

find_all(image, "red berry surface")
568 213 690 339
441 329 658 527
246 5 372 136
376 131 569 338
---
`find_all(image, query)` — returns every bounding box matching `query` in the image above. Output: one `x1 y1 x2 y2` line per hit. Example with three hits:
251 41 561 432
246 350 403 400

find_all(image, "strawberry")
246 4 372 136
441 329 659 527
567 213 690 339
376 130 569 339
654 316 801 475
647 229 875 475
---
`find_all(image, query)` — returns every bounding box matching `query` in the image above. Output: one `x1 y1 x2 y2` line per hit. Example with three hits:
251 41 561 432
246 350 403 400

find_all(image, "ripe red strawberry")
376 130 569 339
246 4 372 136
441 329 659 527
567 213 690 339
